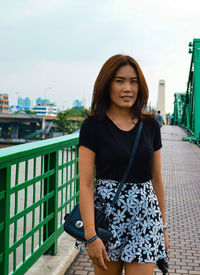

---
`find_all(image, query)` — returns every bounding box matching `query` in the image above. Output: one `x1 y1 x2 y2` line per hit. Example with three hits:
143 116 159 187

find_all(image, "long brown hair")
90 54 154 119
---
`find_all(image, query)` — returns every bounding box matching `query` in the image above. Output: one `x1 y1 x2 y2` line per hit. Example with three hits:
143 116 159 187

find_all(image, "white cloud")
1 0 68 24
1 0 200 113
19 0 65 17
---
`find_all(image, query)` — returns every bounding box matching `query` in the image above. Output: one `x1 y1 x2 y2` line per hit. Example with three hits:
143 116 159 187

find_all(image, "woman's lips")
121 96 132 100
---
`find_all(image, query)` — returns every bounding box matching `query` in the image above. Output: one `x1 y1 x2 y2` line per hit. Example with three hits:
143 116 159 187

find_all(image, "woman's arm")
151 149 166 225
151 149 170 253
79 145 110 270
79 145 96 239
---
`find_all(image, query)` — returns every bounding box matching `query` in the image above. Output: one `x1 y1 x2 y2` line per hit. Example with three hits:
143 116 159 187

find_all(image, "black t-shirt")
79 115 162 183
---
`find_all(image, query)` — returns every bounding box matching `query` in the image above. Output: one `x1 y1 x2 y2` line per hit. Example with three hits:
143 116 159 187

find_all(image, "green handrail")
0 133 79 274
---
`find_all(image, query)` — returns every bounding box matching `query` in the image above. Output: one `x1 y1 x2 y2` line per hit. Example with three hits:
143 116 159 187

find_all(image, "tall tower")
157 80 166 122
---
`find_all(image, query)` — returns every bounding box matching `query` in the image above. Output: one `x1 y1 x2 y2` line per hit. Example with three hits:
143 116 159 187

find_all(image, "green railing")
172 38 200 146
173 93 186 125
0 133 79 275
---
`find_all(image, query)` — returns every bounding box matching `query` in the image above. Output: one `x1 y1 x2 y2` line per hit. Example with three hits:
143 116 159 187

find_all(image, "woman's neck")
106 108 138 131
106 107 137 124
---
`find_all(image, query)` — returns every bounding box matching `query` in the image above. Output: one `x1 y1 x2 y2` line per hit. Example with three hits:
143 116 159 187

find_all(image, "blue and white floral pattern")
75 179 166 263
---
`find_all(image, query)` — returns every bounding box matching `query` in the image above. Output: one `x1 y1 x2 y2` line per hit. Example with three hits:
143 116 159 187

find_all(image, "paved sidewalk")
65 126 200 275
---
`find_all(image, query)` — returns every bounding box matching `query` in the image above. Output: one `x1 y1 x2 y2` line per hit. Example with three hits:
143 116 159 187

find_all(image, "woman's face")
109 64 139 110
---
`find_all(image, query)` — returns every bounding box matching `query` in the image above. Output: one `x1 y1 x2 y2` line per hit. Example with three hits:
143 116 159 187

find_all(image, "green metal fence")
173 93 186 125
172 38 200 146
0 133 79 274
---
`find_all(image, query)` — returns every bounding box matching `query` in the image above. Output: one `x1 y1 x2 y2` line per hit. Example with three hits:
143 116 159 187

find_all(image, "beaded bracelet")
85 235 98 244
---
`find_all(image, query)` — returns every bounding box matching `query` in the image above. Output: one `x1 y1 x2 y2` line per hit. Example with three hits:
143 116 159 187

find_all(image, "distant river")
0 144 12 149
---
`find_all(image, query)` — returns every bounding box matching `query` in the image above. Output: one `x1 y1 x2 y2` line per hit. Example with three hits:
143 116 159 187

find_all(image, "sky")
1 0 200 113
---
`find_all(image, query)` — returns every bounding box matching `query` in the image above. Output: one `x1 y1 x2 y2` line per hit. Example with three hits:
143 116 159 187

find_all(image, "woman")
76 54 170 275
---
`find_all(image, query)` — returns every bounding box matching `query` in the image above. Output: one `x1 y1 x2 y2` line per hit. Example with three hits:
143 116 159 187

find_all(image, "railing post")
43 151 58 255
193 38 200 138
75 144 79 204
0 166 11 275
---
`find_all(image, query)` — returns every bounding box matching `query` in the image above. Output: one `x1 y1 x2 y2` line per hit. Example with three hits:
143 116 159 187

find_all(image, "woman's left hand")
163 229 170 254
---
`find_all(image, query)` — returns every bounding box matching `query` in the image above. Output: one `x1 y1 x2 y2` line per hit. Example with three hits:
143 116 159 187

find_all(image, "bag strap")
110 121 143 207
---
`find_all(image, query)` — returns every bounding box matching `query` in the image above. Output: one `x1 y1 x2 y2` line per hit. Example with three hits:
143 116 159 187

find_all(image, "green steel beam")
173 38 200 144
173 93 185 125
0 133 79 167
0 166 11 275
0 168 6 274
193 39 200 138
43 151 58 255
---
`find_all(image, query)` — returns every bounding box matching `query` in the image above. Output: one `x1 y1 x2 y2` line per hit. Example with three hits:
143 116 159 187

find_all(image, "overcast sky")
1 0 200 113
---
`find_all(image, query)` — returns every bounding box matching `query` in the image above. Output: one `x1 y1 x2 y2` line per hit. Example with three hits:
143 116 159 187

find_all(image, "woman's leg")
124 261 155 275
94 260 124 275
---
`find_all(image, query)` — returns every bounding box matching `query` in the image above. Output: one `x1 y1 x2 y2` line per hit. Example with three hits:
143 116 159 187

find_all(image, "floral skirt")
75 179 167 263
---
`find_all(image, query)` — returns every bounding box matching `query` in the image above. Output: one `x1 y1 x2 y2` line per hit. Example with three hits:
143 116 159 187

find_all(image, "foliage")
24 110 37 115
14 110 37 115
64 106 88 117
53 112 69 135
54 107 88 134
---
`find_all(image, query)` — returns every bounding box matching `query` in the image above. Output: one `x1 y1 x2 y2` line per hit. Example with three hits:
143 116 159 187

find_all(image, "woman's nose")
123 83 131 92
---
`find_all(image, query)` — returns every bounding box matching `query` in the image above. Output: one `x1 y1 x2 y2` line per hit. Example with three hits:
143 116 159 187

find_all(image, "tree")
61 106 88 118
14 110 37 115
54 107 88 135
24 110 37 115
54 112 69 135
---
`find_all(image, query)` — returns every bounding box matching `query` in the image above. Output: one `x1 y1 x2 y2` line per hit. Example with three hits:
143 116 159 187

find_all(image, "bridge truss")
173 38 200 145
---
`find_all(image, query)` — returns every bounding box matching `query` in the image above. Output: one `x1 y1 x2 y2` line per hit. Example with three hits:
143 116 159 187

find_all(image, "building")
9 105 21 113
0 93 9 113
33 103 57 116
17 97 31 110
73 99 82 108
157 80 166 122
36 97 50 106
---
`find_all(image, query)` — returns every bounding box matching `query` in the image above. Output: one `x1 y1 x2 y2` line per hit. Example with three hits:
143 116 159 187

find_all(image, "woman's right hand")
86 237 110 270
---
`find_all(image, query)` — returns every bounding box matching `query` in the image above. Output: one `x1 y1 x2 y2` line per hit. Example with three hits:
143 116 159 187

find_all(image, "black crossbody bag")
64 122 143 243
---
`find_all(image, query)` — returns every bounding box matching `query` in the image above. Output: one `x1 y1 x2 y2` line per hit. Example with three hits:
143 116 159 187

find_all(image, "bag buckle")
75 220 83 228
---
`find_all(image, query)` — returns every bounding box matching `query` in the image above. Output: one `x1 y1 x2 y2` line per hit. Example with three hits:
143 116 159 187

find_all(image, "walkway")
65 126 200 275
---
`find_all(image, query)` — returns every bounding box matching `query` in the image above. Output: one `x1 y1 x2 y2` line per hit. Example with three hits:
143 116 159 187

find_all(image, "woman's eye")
116 79 122 83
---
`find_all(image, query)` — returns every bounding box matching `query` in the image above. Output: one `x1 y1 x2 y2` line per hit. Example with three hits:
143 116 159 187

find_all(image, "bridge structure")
173 38 200 146
0 114 55 144
1 39 200 275
0 133 79 274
